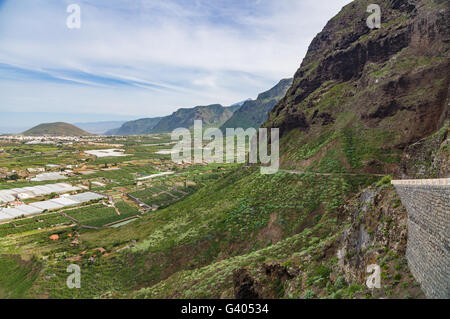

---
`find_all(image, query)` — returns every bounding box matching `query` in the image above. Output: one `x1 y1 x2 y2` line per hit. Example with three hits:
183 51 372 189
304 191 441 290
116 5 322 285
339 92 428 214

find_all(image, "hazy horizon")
0 0 352 132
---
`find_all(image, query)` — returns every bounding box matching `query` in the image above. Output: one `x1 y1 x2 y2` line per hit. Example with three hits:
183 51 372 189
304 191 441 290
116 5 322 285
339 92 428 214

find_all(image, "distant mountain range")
106 80 293 135
23 122 91 136
220 78 292 131
105 117 162 135
150 104 240 133
20 80 294 137
231 99 252 107
74 121 127 135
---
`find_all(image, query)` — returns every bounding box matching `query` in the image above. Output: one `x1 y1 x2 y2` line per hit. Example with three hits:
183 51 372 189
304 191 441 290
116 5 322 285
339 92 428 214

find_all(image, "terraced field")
65 202 140 228
0 213 73 237
129 184 195 208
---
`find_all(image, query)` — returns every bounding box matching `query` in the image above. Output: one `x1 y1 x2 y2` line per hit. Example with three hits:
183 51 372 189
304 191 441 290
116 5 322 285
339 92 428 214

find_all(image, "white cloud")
0 0 352 121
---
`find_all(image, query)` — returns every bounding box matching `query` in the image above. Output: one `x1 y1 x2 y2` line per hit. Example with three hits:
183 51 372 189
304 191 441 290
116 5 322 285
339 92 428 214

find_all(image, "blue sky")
0 0 352 132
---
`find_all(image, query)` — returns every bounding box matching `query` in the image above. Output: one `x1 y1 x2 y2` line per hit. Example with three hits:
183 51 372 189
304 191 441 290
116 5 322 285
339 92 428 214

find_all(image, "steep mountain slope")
130 0 448 299
231 99 252 108
220 78 293 130
150 104 239 133
23 122 91 136
106 117 162 136
263 0 449 175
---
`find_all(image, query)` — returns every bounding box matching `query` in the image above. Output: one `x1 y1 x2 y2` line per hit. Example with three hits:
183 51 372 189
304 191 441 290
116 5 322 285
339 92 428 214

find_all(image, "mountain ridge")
263 0 449 175
107 81 293 136
106 117 162 136
221 78 293 131
73 121 127 135
150 104 239 133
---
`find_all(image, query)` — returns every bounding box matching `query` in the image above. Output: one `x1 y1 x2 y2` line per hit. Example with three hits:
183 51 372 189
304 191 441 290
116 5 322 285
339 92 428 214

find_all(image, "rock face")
400 86 449 179
335 183 426 299
263 0 449 174
400 122 449 178
221 78 293 131
233 268 260 299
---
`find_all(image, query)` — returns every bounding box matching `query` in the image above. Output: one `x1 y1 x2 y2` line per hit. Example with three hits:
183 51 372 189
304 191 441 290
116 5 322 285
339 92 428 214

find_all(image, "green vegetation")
0 214 72 238
0 255 41 298
23 122 91 136
221 78 292 130
0 0 441 300
65 205 137 228
151 104 237 133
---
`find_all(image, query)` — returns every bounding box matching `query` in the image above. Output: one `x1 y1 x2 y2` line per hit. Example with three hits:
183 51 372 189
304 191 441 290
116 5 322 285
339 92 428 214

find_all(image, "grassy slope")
23 122 91 136
0 255 41 298
1 165 374 298
151 104 235 133
0 161 425 299
221 78 293 130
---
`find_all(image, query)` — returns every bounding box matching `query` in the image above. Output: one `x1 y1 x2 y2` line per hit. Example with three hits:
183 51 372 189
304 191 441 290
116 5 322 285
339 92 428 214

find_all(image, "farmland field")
0 213 73 237
65 204 138 227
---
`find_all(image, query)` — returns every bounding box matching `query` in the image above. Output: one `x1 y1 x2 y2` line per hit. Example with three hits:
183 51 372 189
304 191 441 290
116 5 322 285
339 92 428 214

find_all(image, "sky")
0 0 352 132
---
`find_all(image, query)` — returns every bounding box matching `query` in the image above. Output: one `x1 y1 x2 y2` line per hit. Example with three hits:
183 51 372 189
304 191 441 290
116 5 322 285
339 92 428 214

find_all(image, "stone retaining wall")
392 178 449 298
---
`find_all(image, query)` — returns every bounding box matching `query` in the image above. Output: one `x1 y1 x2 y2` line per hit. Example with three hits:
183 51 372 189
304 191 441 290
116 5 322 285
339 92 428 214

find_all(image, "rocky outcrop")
400 120 449 178
335 183 425 298
233 263 295 299
233 268 260 299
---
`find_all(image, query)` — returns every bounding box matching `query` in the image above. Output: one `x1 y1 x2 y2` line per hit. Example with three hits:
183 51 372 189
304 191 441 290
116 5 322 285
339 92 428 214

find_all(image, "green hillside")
23 122 91 136
263 0 449 176
150 104 239 133
106 117 162 135
221 78 293 130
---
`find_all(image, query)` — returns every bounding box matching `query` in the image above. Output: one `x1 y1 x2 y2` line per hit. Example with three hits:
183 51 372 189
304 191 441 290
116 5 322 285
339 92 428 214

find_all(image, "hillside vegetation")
23 122 91 137
1 0 448 300
107 118 162 136
221 78 293 131
263 0 449 177
151 104 239 133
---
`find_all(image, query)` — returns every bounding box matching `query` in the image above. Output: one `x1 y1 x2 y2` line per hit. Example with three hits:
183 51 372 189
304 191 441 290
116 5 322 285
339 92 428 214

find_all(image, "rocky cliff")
263 0 449 175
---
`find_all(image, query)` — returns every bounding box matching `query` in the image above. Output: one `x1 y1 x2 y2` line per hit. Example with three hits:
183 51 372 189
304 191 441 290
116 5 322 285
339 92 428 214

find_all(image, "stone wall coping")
391 178 450 186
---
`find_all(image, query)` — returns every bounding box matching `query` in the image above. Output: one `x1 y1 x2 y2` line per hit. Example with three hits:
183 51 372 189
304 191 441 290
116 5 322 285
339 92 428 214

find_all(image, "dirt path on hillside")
280 169 385 177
